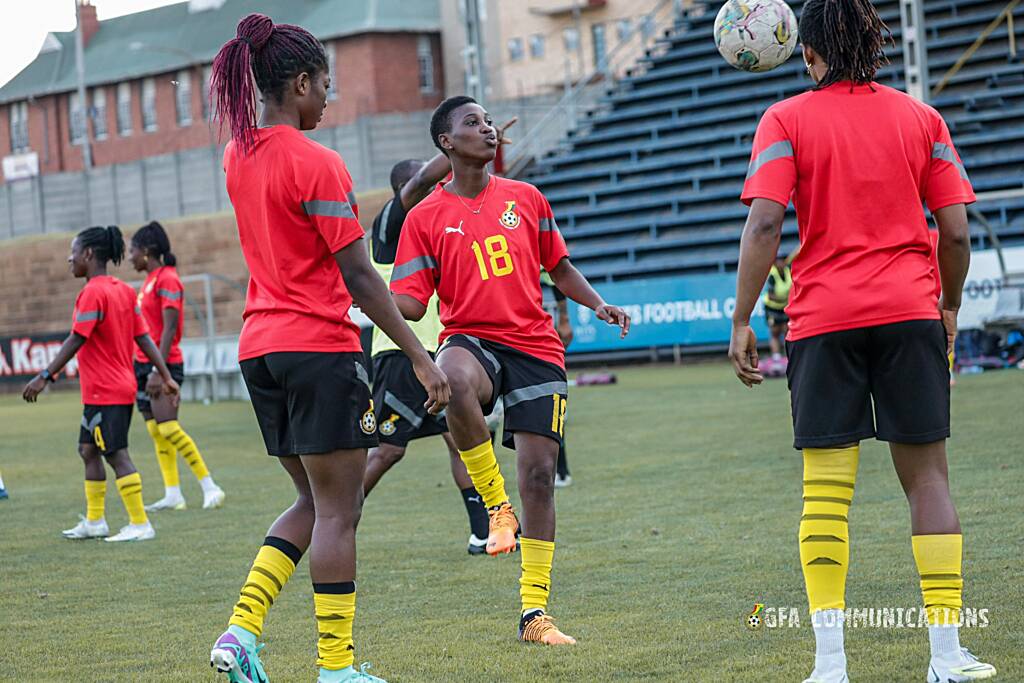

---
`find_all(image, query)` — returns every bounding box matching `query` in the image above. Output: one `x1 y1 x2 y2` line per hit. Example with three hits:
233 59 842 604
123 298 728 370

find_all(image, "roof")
0 0 440 104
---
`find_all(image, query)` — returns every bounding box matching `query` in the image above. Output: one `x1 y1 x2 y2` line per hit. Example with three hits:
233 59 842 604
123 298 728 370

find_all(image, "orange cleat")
486 501 519 556
519 613 577 646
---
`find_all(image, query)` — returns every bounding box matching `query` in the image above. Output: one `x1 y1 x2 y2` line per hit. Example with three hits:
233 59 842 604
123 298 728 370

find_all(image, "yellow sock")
158 420 211 481
520 538 555 613
84 479 106 521
146 419 179 489
799 446 858 612
229 537 302 638
115 473 147 525
458 440 508 509
913 534 963 626
314 583 356 670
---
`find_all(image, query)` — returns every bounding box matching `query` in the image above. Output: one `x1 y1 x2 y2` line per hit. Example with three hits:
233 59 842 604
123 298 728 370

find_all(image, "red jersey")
741 82 975 341
928 229 942 299
391 176 570 367
134 265 184 364
71 275 148 405
224 126 365 361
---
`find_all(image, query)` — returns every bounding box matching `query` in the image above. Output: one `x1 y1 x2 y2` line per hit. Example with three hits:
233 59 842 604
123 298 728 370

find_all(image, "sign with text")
0 332 77 384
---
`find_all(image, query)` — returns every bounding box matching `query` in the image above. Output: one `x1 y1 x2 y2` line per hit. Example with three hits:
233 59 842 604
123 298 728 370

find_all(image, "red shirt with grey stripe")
72 275 149 405
741 81 975 341
134 265 184 364
390 176 570 368
224 125 365 361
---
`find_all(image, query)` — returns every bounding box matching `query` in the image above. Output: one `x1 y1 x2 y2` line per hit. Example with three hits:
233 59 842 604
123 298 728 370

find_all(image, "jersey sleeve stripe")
931 143 970 181
75 310 103 322
391 255 438 281
539 217 560 233
383 390 424 428
302 199 357 219
505 380 569 408
746 140 794 180
157 289 182 300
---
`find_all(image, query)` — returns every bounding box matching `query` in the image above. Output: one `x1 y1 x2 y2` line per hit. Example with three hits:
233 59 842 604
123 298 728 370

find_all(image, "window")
9 101 29 152
617 18 634 42
202 66 213 120
507 37 524 62
141 77 157 132
563 27 580 52
92 87 107 140
325 42 337 101
529 33 545 59
591 23 608 72
417 35 435 93
175 70 192 126
117 82 132 136
69 92 86 144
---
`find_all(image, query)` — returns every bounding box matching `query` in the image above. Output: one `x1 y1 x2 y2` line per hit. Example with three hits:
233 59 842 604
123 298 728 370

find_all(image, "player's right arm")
22 333 87 402
398 154 451 212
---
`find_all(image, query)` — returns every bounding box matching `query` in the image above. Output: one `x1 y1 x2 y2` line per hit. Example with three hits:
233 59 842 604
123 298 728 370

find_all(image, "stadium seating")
526 0 1024 281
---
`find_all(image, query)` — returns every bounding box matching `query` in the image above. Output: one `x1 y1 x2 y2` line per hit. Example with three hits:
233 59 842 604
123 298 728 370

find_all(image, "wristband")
40 369 56 383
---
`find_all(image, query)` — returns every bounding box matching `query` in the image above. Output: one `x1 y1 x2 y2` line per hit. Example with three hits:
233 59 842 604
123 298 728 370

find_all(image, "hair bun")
236 13 273 51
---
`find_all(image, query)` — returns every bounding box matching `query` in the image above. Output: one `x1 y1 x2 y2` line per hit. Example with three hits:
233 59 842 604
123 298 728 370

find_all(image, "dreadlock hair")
78 225 125 266
389 159 424 193
132 221 177 267
430 95 478 155
800 0 893 89
210 13 328 154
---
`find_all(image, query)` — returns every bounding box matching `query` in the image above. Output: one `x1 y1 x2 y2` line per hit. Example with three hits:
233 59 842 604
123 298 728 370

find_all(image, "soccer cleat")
518 611 576 646
0 487 7 500
486 502 519 556
927 648 996 682
203 486 226 509
318 662 387 682
62 516 109 539
145 493 187 512
554 474 573 488
467 533 488 556
210 630 269 683
105 521 156 542
802 673 848 683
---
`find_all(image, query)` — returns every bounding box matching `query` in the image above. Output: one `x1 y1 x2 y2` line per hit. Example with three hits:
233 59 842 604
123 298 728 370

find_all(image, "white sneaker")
105 521 156 542
62 516 109 539
803 671 848 683
554 474 573 488
145 493 186 511
203 486 226 509
928 648 996 681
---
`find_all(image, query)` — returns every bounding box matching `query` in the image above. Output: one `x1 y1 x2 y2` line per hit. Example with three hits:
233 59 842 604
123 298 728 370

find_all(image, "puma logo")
445 221 465 236
467 496 482 504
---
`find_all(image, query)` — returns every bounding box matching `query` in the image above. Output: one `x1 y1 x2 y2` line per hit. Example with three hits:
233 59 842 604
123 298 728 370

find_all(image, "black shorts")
372 351 447 447
786 320 950 449
766 307 789 326
79 404 133 455
240 352 378 456
439 334 567 449
134 361 186 412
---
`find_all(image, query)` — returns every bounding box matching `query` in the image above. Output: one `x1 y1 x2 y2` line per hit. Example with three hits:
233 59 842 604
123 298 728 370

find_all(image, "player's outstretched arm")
137 334 181 404
730 198 786 387
933 203 971 356
548 257 630 338
335 239 450 414
21 332 86 402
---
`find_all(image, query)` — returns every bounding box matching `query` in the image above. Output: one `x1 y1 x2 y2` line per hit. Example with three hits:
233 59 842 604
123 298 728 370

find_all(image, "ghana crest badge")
360 400 377 435
499 200 520 229
379 414 399 436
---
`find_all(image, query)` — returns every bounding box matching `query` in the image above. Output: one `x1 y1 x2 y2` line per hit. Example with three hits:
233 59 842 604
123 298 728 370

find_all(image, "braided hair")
800 0 893 88
210 13 328 154
132 221 177 267
77 225 125 265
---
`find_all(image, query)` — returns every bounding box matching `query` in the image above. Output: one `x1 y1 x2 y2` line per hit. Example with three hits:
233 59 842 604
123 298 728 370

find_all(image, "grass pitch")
1 363 1021 682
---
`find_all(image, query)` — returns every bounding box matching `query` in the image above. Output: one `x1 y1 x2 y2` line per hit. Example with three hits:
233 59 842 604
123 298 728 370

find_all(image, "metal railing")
932 0 1022 97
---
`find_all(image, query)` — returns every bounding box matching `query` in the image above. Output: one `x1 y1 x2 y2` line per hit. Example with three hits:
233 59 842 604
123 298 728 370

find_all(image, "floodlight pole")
900 0 931 102
463 0 488 102
74 0 93 168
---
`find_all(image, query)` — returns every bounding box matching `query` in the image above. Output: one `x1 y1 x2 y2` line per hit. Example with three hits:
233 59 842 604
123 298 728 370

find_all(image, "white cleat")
62 516 109 539
803 673 848 683
203 486 226 509
927 648 996 682
105 521 156 542
145 494 186 511
554 474 573 488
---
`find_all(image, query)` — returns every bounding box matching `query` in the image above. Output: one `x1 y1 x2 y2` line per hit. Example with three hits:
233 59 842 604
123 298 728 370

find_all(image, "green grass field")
1 363 1021 682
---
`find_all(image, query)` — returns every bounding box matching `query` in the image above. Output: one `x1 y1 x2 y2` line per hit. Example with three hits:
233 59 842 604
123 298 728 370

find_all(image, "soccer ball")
714 0 798 73
747 613 762 629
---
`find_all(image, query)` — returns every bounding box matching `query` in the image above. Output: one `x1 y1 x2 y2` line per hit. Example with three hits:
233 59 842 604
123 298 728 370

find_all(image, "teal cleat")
210 627 269 683
317 662 387 683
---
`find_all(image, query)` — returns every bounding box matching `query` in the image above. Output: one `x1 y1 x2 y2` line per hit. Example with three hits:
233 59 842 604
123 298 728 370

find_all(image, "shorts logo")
499 200 520 230
360 402 377 435
380 414 400 436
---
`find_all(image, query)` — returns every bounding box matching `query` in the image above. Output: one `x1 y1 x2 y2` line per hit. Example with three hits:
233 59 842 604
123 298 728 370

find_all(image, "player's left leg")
0 468 7 500
363 443 407 496
103 447 155 542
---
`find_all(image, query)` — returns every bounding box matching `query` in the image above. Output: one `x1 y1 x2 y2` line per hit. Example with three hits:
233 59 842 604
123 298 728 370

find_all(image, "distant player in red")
129 221 225 512
391 95 630 646
727 0 993 681
22 225 180 543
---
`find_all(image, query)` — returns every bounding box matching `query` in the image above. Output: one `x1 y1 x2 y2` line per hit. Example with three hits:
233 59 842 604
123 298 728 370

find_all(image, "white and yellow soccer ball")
714 0 798 73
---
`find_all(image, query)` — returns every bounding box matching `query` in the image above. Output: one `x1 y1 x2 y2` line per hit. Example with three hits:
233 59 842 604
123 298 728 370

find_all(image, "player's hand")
556 320 574 348
22 375 47 403
938 299 958 357
496 116 518 146
596 304 630 338
729 323 763 387
145 372 164 400
164 378 181 408
414 357 450 415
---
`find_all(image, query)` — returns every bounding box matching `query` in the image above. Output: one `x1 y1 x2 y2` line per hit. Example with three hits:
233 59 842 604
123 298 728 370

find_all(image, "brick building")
0 0 444 181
